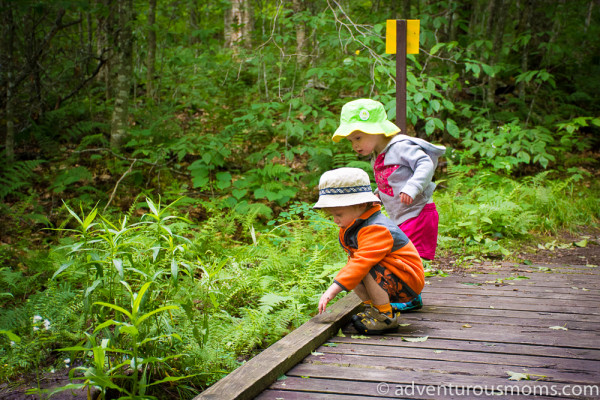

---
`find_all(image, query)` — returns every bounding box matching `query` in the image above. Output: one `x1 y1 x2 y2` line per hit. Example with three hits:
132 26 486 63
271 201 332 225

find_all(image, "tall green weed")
0 198 346 395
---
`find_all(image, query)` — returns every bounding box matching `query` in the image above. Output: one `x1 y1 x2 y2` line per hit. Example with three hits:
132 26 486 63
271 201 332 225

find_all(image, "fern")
0 158 46 199
125 193 143 220
76 133 110 150
332 153 358 168
68 121 109 141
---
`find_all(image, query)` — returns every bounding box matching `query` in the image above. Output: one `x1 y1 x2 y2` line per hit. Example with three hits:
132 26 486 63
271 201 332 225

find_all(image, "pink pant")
399 203 439 260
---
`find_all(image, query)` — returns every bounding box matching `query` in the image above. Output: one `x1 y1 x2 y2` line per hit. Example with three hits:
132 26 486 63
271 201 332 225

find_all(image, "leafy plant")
0 158 46 200
462 120 556 171
34 282 192 399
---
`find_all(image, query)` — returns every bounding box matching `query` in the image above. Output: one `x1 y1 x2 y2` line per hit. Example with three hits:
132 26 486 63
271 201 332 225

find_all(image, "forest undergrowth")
1 164 599 398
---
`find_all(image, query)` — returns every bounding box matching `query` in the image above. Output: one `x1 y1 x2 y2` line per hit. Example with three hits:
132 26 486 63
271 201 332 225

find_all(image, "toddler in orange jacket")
315 167 424 335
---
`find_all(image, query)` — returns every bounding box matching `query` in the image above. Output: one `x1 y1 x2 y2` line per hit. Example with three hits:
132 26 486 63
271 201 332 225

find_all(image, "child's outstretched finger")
318 293 331 314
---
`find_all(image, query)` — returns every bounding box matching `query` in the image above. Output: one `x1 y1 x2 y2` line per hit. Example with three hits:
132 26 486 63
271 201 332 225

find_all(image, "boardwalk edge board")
194 292 362 400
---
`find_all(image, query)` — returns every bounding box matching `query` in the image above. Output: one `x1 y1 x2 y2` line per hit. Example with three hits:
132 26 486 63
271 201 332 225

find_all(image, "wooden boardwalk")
198 263 600 400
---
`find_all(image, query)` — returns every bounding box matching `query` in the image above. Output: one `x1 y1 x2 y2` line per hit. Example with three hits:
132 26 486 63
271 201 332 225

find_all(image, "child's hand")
318 292 332 314
400 192 413 205
318 284 342 314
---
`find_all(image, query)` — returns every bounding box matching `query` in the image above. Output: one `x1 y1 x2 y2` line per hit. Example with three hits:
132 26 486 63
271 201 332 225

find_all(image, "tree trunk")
518 0 533 100
224 0 253 55
541 0 565 68
468 0 480 37
292 0 308 66
146 0 157 101
96 0 114 99
486 0 508 107
2 1 15 162
110 0 133 150
189 0 200 45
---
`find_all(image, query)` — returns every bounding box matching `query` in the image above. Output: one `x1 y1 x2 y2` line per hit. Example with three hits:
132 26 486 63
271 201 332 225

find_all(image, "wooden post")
195 293 362 400
396 19 407 134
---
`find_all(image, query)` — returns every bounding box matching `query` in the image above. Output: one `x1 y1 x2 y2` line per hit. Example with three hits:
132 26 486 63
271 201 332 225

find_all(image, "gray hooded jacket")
372 135 446 225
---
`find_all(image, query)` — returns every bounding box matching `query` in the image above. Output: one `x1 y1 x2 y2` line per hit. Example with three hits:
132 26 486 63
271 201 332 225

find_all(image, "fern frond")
0 159 46 199
126 194 143 220
333 153 357 168
68 121 109 141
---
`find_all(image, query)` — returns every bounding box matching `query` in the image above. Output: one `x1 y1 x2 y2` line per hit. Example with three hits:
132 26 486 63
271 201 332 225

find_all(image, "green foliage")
436 164 600 258
1 198 347 392
33 282 191 399
49 166 94 194
0 158 45 200
462 120 556 171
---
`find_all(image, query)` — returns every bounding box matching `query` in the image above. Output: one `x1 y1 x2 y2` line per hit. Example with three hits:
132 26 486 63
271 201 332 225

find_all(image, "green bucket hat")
332 99 401 142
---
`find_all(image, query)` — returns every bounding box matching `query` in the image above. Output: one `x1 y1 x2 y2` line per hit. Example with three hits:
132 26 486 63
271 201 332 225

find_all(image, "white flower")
64 358 70 364
10 341 15 347
33 326 39 331
43 319 51 330
33 315 42 323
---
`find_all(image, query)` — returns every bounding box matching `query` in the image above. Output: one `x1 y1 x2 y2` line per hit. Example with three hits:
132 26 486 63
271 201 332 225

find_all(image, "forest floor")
1 229 599 400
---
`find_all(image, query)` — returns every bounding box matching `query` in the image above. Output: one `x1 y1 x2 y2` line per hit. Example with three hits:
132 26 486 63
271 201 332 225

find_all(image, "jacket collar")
341 204 381 234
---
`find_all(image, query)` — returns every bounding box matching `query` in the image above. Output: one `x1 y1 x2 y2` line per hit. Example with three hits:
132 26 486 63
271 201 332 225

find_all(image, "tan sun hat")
313 167 381 208
332 98 401 142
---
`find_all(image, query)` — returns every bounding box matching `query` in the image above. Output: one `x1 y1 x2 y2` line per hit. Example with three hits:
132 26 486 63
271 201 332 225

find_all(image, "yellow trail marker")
386 19 420 54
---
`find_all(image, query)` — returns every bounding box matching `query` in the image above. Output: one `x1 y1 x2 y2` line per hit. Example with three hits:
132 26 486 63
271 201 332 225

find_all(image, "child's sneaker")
391 294 423 313
352 306 399 335
350 304 372 324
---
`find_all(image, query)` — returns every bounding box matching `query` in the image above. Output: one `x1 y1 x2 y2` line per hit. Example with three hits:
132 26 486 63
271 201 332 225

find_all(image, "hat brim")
313 191 381 209
332 120 400 143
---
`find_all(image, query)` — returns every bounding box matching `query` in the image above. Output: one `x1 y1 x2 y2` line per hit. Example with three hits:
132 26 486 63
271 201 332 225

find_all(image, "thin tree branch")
325 0 396 85
13 9 68 90
56 56 108 107
104 159 136 212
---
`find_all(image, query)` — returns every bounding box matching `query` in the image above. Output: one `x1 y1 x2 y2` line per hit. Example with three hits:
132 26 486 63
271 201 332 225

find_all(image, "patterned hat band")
319 185 372 196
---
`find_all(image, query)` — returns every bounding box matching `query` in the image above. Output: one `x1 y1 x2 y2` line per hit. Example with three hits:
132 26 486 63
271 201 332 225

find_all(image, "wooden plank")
427 293 600 315
424 288 600 302
470 263 600 272
377 325 600 349
447 271 600 282
420 295 600 315
193 293 362 400
330 336 600 360
427 275 600 287
256 389 389 399
397 310 600 331
419 305 600 323
479 264 600 273
316 342 600 371
261 378 559 400
278 365 591 397
302 353 600 385
433 268 600 278
424 282 600 298
425 288 600 300
426 279 600 293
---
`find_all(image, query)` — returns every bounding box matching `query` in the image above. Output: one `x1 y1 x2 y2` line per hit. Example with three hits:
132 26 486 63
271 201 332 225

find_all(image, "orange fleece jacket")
334 205 424 296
